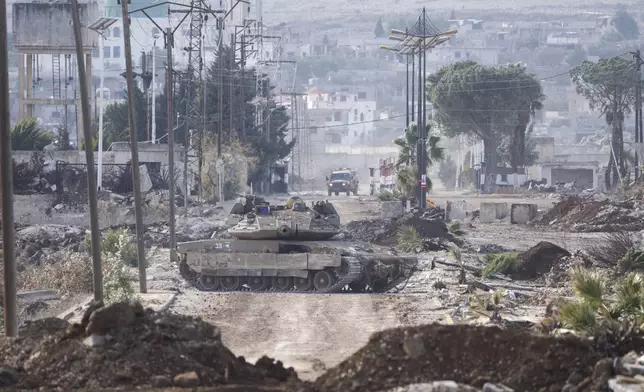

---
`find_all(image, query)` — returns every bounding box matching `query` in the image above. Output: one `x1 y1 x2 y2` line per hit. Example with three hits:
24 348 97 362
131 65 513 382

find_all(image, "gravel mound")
344 208 455 247
313 323 601 392
538 196 644 232
0 301 300 390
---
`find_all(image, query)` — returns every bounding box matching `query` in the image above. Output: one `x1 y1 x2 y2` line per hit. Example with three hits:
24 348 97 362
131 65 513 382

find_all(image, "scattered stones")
150 375 173 388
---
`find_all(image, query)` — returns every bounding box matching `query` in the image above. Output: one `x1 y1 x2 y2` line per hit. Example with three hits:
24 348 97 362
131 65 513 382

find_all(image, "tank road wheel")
248 276 270 291
272 276 293 292
220 276 242 291
198 274 220 291
294 274 314 292
313 270 335 291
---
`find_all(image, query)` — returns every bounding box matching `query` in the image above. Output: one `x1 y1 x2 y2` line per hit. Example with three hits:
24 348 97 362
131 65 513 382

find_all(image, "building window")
104 46 111 58
310 126 318 134
360 113 364 121
104 29 111 38
333 112 341 121
113 46 121 58
93 46 99 58
358 92 366 99
112 27 121 38
500 174 508 182
454 51 461 58
331 134 341 143
340 95 347 102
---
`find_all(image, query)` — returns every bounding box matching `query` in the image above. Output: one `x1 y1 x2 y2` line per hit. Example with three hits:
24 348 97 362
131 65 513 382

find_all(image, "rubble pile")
543 250 594 287
0 301 301 390
538 196 644 232
313 323 603 392
513 241 571 280
343 207 456 249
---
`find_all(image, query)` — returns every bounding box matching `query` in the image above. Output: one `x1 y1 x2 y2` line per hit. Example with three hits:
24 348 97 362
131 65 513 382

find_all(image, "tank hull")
177 239 418 293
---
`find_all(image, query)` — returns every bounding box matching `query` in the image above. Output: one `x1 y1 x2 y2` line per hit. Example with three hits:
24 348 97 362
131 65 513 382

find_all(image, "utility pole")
0 0 17 336
166 27 177 256
151 37 157 143
120 0 147 292
71 0 103 303
416 14 423 208
634 50 642 181
420 8 428 210
230 32 235 142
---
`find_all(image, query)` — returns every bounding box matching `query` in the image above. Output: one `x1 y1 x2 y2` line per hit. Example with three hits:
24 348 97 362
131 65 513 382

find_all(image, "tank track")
178 256 411 294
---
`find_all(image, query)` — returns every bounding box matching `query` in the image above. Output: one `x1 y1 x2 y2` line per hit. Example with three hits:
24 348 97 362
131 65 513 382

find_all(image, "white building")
306 87 378 145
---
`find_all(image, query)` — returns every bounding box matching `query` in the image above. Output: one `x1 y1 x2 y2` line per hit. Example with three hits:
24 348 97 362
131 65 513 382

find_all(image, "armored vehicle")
177 196 417 293
326 168 359 196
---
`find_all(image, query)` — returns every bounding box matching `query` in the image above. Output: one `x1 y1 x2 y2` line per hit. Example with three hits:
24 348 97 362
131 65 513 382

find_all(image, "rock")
173 371 200 387
85 301 144 335
0 367 19 387
83 334 106 347
150 375 172 388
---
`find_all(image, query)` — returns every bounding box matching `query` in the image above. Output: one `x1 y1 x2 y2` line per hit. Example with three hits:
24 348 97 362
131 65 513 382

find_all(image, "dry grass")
587 231 635 266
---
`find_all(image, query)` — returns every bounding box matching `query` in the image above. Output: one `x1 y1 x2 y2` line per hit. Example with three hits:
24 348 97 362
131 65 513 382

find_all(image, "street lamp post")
88 17 118 190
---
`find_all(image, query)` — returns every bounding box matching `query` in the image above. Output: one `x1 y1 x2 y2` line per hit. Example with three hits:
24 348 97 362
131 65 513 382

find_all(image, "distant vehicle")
326 168 359 196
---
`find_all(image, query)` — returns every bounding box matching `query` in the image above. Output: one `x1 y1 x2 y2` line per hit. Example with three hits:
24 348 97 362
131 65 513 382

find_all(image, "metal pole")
152 41 157 143
411 49 415 124
97 35 105 189
217 19 223 157
420 9 428 209
120 2 147 292
71 0 103 304
405 51 409 129
166 28 177 256
230 33 235 141
416 27 422 207
0 0 17 336
635 51 641 180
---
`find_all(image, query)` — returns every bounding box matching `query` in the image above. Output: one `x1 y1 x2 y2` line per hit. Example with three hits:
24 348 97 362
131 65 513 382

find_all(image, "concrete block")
446 200 467 221
381 201 404 219
480 203 497 223
495 203 510 220
511 203 538 224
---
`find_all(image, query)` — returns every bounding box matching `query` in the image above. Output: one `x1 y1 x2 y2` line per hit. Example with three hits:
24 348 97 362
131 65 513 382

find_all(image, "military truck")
326 168 359 196
177 196 417 293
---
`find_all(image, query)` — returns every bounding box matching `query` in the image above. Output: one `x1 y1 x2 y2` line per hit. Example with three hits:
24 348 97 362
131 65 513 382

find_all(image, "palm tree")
393 121 445 198
393 121 445 169
11 117 53 151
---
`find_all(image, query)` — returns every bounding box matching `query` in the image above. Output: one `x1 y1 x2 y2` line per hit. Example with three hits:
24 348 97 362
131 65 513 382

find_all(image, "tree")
571 56 637 188
428 62 544 192
100 85 148 149
534 47 566 67
374 18 386 38
565 46 587 67
11 117 53 150
393 121 445 198
613 10 639 40
55 125 73 150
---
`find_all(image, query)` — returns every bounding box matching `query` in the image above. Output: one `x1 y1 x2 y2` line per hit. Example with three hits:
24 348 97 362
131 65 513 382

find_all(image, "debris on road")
538 196 644 232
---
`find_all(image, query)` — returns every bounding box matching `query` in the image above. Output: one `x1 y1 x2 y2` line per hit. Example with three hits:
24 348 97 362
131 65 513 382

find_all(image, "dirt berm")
513 241 571 280
344 209 455 247
0 301 301 391
538 196 644 232
313 323 604 392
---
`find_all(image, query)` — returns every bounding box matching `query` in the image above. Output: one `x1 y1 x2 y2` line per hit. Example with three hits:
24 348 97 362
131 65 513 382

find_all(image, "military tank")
177 196 417 293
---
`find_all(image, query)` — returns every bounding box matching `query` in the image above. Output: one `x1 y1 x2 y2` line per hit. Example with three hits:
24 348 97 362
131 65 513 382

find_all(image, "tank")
177 196 417 293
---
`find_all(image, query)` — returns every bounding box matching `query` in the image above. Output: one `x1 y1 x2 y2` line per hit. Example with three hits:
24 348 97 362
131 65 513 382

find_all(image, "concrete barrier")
381 201 404 219
495 203 510 220
511 203 538 224
480 202 509 223
446 200 467 221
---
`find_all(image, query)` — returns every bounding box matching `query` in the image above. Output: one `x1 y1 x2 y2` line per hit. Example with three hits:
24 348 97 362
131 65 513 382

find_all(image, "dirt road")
171 291 442 380
162 192 591 381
